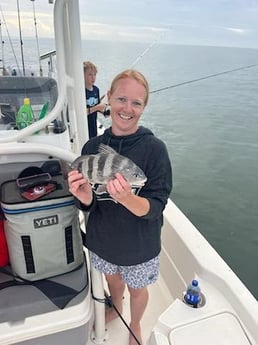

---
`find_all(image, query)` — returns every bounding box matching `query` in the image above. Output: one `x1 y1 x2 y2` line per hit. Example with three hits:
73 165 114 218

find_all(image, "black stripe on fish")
97 153 108 178
111 153 124 174
87 155 95 181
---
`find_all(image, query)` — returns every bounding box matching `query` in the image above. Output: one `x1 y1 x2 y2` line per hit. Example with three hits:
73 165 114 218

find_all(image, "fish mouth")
131 180 147 187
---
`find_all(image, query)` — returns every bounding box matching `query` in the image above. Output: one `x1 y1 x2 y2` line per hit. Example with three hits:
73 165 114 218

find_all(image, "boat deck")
89 274 174 345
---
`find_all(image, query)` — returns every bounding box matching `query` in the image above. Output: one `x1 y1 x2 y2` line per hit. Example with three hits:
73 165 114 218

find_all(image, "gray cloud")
1 0 258 48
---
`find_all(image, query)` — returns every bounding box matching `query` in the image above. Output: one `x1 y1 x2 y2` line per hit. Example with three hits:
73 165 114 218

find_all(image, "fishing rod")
150 63 258 94
0 15 9 76
31 0 43 76
0 5 21 75
16 0 26 76
100 31 166 101
0 18 5 75
129 32 165 69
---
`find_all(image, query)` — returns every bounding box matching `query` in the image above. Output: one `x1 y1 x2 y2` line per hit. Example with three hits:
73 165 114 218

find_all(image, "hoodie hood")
102 126 154 154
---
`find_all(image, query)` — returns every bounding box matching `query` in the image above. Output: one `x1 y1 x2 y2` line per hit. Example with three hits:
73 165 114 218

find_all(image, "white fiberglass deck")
87 199 258 345
89 274 174 345
91 275 255 345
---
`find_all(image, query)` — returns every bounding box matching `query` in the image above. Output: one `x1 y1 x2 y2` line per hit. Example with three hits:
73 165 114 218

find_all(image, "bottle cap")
192 279 198 286
24 98 31 105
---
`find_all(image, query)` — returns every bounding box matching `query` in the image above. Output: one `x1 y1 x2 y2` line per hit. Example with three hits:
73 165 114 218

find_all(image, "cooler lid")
169 312 251 345
0 174 71 205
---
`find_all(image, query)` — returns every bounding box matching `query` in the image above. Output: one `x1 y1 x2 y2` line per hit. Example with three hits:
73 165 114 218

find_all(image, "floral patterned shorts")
90 252 159 289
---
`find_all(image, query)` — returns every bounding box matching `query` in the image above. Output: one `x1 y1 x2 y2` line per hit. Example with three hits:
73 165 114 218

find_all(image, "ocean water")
2 37 258 299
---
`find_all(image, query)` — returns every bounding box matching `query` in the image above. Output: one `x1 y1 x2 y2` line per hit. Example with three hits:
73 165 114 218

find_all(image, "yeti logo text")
34 215 59 228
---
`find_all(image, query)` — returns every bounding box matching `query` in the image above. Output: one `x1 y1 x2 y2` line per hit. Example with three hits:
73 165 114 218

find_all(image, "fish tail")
59 160 73 179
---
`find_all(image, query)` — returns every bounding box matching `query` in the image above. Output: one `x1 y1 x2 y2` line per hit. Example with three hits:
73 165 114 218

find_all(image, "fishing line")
150 63 258 94
92 292 142 345
105 294 142 345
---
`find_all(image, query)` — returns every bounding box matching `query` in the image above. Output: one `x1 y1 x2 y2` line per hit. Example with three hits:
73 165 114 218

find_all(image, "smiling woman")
107 71 148 136
68 68 172 345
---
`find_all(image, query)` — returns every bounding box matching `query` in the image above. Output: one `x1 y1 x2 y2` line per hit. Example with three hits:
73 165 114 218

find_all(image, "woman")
68 69 172 345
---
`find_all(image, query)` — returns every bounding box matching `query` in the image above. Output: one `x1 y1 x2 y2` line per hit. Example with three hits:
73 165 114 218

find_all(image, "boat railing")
40 50 57 78
54 0 89 151
0 141 77 165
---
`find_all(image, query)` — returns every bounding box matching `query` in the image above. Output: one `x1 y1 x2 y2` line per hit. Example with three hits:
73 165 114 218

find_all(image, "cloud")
1 0 258 48
224 27 247 34
80 21 166 43
0 9 54 38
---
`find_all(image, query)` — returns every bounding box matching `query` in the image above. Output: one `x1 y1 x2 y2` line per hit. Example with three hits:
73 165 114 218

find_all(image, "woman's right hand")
68 170 93 206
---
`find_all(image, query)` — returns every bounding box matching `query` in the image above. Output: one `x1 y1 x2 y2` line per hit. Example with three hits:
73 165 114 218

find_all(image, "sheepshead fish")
71 144 147 194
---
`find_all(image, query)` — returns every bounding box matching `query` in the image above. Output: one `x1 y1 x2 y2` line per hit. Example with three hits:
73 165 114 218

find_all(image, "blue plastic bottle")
184 279 201 308
16 98 34 129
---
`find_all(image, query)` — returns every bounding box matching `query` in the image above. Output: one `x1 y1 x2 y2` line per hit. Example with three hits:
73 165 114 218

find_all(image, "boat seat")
169 312 251 345
149 297 253 345
0 254 89 323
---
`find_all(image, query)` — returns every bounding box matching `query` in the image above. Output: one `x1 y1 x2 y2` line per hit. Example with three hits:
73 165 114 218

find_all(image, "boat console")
0 76 58 129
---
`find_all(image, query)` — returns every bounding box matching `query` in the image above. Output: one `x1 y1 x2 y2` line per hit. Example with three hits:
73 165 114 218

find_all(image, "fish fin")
98 143 117 155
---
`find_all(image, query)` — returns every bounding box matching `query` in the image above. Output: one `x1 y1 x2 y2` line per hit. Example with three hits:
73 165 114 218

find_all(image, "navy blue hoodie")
79 126 172 266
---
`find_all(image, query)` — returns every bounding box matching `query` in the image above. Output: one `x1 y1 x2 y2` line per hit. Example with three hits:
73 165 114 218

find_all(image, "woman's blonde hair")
109 69 149 106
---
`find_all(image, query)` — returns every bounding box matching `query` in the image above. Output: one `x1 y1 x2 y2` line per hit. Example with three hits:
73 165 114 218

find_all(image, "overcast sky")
1 0 258 49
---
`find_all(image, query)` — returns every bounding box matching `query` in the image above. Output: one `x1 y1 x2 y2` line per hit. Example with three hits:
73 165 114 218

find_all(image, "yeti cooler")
0 175 83 281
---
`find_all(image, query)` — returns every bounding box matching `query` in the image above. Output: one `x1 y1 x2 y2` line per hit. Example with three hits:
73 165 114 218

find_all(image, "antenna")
31 0 43 76
16 0 26 76
0 5 21 75
0 18 5 75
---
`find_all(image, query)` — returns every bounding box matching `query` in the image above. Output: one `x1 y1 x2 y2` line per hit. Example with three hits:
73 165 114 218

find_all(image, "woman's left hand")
107 173 150 216
106 173 132 202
